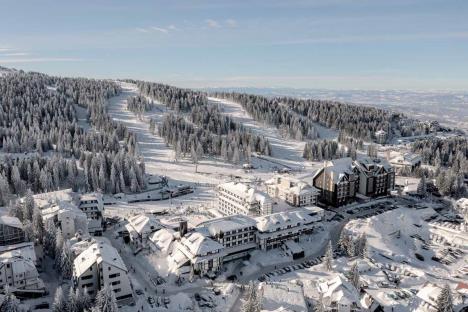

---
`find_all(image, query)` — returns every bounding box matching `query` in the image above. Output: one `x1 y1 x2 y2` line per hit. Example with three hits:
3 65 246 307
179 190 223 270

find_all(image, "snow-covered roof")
267 175 320 196
80 193 101 201
375 129 387 135
313 157 355 184
415 283 442 310
0 242 36 262
0 215 23 229
255 209 320 232
198 215 256 236
260 282 307 312
177 232 225 262
355 156 393 173
41 201 85 221
32 189 76 209
74 242 127 277
149 228 175 253
218 182 272 204
126 214 162 236
318 274 361 307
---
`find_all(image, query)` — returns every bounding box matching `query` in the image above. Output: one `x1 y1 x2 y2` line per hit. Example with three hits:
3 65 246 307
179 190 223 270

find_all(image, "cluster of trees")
158 113 271 164
190 105 238 135
126 95 153 120
52 284 118 312
412 137 467 168
135 80 208 112
303 140 344 161
411 137 467 198
0 156 79 205
80 150 146 194
0 71 146 199
337 231 367 258
212 92 319 140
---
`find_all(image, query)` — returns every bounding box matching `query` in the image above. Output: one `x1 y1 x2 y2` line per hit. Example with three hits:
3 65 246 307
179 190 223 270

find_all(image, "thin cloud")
135 27 149 33
151 26 168 34
0 57 83 64
225 19 237 28
205 19 220 28
1 52 30 57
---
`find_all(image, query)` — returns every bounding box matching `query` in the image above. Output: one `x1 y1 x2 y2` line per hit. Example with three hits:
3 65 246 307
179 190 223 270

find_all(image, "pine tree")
52 286 68 312
338 231 350 255
324 240 333 271
32 208 44 244
55 228 64 271
44 219 57 257
68 285 79 312
350 262 360 290
436 284 453 312
357 234 367 258
417 175 427 196
346 238 355 257
0 286 20 312
92 286 119 312
242 282 262 312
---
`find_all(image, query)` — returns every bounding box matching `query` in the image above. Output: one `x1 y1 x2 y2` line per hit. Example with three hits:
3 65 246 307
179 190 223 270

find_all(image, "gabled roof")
354 157 393 174
217 182 272 204
74 242 127 276
318 274 361 307
0 215 23 229
126 214 162 235
198 215 256 236
178 232 225 261
312 158 355 184
255 209 320 232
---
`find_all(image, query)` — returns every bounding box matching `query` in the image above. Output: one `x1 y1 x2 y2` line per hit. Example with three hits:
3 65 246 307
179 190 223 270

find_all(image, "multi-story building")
266 175 319 207
353 157 395 197
375 129 387 144
41 202 89 239
216 182 273 216
388 152 422 172
78 193 104 236
170 232 225 276
0 251 45 293
255 210 321 250
312 158 359 207
73 242 134 305
0 216 24 246
125 214 162 248
317 275 362 312
198 215 257 262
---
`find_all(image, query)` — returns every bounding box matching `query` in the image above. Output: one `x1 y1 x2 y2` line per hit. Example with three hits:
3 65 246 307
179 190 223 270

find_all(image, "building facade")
0 216 24 246
217 182 273 216
354 157 395 197
0 252 45 293
312 158 359 207
266 175 319 207
78 193 104 236
73 242 133 305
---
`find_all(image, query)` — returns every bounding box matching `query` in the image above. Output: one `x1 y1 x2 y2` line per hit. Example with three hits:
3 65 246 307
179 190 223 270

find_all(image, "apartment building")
125 214 162 248
312 158 359 207
0 251 45 293
255 210 321 250
78 193 104 236
41 202 88 239
354 157 395 197
198 215 257 262
388 152 422 172
170 232 225 276
0 216 24 246
73 242 133 305
266 175 319 207
217 182 273 216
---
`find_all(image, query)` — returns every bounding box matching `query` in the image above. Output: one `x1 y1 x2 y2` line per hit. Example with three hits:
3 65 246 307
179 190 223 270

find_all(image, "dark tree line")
0 71 146 201
410 137 467 198
212 92 319 140
158 113 271 163
303 140 345 161
190 105 239 135
132 80 208 112
126 95 154 120
212 92 434 141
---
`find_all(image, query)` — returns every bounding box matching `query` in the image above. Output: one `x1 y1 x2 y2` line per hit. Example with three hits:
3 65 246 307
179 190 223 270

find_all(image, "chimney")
179 220 188 237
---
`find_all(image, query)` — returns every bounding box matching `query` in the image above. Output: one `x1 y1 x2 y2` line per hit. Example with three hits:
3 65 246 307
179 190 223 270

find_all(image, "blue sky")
1 0 467 90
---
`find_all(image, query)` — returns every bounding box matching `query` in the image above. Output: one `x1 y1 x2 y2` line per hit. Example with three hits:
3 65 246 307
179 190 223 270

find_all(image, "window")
109 273 121 278
113 288 121 293
82 282 93 288
111 280 121 286
81 275 93 280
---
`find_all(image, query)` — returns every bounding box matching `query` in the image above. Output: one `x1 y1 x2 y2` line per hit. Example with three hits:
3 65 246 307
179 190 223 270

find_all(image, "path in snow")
209 97 308 168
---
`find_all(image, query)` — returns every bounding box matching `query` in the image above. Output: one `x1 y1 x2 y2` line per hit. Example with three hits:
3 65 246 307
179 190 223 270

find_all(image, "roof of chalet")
217 182 272 205
0 215 23 229
73 242 127 277
126 214 162 235
255 209 320 232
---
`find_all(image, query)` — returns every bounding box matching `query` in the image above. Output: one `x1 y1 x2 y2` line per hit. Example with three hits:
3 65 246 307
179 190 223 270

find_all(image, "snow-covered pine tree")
92 286 119 312
436 284 453 312
0 286 20 312
324 240 333 271
242 282 262 312
44 219 57 257
349 262 360 290
61 243 73 279
52 286 68 312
